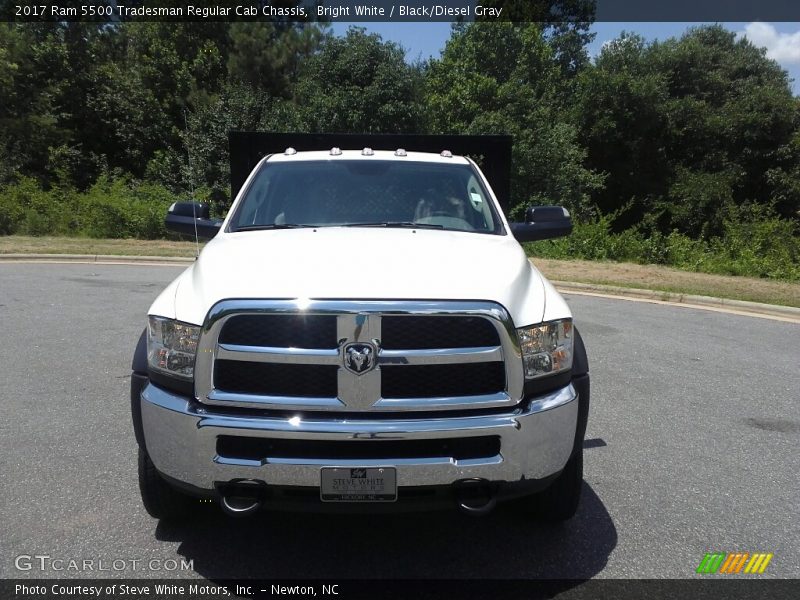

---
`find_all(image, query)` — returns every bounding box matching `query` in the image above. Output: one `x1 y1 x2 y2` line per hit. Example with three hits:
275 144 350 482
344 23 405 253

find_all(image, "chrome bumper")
140 383 579 492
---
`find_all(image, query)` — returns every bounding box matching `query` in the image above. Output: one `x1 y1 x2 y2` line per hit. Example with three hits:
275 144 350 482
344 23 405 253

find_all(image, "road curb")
553 280 800 321
2 253 798 321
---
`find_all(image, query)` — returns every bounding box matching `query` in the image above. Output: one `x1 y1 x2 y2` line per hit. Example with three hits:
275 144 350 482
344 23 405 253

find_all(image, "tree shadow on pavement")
154 482 616 581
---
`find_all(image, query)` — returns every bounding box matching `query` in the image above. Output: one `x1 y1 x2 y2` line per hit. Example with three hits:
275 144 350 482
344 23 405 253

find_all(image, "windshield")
228 160 503 234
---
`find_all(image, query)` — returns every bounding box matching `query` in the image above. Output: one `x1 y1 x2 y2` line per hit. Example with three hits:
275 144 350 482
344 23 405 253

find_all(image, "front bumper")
140 382 579 495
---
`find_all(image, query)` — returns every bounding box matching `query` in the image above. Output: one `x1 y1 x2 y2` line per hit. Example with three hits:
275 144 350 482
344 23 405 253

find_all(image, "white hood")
151 228 556 328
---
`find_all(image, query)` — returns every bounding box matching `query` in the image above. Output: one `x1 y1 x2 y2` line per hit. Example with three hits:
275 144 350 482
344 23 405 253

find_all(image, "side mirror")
165 202 222 240
510 206 573 243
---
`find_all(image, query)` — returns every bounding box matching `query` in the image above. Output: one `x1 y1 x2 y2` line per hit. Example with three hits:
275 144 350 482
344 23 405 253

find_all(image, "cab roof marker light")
395 148 407 156
330 147 342 156
284 147 297 155
441 150 453 158
362 147 374 156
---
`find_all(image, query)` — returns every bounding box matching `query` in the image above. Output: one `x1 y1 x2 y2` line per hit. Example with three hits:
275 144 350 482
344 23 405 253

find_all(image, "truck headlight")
517 319 573 379
147 316 200 380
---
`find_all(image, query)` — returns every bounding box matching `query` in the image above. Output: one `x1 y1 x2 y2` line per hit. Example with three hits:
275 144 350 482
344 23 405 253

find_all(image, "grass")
0 235 200 257
532 258 800 308
1 235 798 308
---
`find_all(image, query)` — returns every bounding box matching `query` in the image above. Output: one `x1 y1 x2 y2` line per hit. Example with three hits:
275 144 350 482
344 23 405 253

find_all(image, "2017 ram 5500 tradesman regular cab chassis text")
130 148 590 520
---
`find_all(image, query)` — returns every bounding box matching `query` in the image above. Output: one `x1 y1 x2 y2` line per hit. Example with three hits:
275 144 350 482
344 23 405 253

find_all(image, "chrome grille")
194 300 523 412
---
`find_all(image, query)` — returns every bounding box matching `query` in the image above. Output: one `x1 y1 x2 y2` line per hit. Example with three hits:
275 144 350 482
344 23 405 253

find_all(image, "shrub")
0 175 180 239
1 175 798 281
525 213 649 262
0 181 29 234
0 176 59 235
704 205 800 279
525 208 800 281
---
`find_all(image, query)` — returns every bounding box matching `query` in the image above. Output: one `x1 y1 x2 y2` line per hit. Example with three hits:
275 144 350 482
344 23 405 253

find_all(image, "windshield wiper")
343 222 444 230
233 224 317 232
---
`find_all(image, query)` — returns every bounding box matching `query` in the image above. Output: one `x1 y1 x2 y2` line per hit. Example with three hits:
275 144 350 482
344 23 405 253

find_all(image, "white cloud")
738 22 800 65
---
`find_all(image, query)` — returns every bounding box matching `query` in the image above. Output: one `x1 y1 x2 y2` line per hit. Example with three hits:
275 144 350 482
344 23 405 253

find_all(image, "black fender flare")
571 326 590 456
131 328 148 449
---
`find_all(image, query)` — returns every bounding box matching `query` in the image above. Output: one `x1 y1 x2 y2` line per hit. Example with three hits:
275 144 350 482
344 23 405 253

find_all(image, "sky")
330 22 800 94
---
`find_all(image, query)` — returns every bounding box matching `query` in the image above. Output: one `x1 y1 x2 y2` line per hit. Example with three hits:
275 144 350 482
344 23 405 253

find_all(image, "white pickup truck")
130 147 590 520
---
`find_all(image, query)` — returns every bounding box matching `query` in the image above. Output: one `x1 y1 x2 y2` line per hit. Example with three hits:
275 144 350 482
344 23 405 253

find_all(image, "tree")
0 24 72 185
425 23 603 217
577 25 799 236
227 22 324 97
292 27 423 134
171 83 297 208
476 0 596 78
574 33 671 227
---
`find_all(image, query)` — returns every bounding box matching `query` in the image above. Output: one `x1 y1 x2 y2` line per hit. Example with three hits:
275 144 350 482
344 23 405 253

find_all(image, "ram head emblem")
343 343 376 375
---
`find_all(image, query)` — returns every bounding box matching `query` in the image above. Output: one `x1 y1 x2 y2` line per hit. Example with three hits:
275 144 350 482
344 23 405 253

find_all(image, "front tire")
138 448 193 520
533 448 583 522
509 448 583 522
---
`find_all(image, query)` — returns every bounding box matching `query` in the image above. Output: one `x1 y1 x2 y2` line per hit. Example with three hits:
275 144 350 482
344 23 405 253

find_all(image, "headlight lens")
147 316 200 380
517 319 573 379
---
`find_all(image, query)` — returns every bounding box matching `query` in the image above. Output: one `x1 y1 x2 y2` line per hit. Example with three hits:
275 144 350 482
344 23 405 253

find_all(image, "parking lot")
1 262 798 580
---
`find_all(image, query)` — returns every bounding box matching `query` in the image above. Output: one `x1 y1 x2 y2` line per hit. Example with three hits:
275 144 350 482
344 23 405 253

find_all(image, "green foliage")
1 21 799 282
0 24 71 186
293 27 422 133
425 23 604 218
228 22 323 96
576 26 800 233
178 82 293 210
0 176 38 234
526 206 800 281
0 176 179 239
703 204 800 279
0 22 323 189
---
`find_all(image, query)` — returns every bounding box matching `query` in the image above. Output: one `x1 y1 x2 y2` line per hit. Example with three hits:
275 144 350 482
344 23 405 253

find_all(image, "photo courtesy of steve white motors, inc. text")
14 583 338 597
14 583 234 598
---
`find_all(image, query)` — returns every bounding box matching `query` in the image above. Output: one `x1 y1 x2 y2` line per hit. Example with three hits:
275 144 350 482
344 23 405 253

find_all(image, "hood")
155 228 548 327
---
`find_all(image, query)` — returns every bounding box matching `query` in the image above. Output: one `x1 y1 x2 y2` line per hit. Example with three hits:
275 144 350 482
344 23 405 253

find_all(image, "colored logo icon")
696 552 773 574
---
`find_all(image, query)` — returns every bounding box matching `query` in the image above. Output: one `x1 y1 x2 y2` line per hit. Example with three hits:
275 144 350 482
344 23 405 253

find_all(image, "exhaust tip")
220 494 262 517
455 479 497 516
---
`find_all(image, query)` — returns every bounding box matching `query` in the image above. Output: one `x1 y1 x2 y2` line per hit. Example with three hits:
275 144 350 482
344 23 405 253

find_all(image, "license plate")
320 467 397 502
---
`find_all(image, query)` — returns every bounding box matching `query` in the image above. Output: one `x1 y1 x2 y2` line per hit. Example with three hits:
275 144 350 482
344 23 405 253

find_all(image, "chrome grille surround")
194 300 524 412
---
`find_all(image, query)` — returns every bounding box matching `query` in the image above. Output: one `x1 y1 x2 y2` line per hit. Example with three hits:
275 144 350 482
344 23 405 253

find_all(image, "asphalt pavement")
0 263 798 581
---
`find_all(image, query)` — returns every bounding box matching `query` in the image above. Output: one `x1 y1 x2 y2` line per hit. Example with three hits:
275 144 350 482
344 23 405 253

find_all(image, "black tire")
506 448 583 522
138 448 193 520
532 448 583 522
